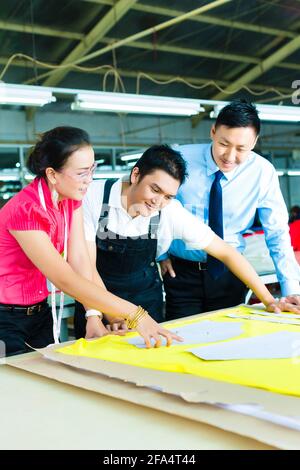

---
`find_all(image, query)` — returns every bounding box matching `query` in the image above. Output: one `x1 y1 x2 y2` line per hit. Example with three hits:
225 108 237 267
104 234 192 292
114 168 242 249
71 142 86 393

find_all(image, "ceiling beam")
1 17 298 73
223 4 300 83
101 36 300 72
191 34 300 127
193 41 300 128
0 4 295 43
212 35 300 101
42 0 138 87
102 36 259 65
40 0 233 76
0 20 83 40
80 0 297 39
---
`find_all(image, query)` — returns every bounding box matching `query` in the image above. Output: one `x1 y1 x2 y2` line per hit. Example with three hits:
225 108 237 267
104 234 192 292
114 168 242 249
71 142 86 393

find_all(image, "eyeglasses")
61 162 98 181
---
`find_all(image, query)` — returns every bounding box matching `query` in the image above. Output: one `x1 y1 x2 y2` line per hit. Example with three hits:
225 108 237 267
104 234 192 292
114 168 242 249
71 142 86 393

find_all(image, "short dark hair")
215 99 260 135
27 126 91 177
132 144 188 185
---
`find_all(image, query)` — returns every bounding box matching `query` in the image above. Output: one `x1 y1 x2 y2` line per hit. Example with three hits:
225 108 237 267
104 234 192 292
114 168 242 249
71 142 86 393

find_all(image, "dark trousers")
0 304 54 357
164 256 247 321
74 272 164 339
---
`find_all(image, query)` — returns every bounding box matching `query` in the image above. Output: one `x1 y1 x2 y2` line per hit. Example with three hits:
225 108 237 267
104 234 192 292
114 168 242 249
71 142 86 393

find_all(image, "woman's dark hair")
215 99 261 136
27 126 91 177
132 144 188 186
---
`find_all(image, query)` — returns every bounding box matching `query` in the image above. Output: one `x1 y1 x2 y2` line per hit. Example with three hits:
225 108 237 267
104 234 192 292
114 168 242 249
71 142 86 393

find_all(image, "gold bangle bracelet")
126 306 148 329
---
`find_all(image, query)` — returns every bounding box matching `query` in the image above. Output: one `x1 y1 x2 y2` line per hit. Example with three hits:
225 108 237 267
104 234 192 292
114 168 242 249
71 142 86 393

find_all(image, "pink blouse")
0 177 81 305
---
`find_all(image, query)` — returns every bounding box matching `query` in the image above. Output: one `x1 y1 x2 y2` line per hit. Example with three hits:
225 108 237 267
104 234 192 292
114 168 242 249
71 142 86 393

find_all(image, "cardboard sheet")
6 338 300 450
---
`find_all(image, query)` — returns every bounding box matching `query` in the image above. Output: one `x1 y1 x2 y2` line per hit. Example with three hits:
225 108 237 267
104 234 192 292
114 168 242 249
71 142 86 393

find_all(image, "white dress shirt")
168 143 300 296
83 177 215 258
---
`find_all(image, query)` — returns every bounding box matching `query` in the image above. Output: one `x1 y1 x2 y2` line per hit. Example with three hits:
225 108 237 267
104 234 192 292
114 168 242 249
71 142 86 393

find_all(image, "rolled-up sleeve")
157 200 215 258
258 170 300 295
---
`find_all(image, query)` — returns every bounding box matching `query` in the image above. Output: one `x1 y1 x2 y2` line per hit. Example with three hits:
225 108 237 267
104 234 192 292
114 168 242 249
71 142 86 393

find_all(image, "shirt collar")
108 177 124 209
108 175 159 218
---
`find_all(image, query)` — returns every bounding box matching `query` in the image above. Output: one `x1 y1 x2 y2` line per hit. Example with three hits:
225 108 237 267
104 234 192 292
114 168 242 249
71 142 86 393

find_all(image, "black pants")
164 256 247 321
0 304 54 357
74 271 164 339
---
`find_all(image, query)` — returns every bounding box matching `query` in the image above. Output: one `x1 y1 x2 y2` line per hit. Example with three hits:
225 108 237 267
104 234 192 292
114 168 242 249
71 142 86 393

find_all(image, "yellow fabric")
58 306 300 397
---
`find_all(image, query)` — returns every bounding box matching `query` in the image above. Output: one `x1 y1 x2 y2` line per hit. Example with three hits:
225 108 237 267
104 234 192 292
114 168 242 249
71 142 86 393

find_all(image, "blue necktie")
207 170 226 279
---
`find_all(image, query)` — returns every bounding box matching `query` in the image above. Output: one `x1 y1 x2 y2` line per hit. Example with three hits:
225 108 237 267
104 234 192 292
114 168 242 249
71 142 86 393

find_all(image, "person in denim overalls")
74 145 187 338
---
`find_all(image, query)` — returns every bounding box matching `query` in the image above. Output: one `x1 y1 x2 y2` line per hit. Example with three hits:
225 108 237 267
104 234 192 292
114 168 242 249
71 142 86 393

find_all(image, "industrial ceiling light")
120 152 143 162
93 171 126 179
0 83 56 107
256 105 300 122
71 91 205 116
210 103 300 123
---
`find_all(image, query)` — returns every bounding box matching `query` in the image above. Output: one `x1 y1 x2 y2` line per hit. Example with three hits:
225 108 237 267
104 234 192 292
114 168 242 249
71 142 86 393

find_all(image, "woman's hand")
85 316 126 340
136 314 183 348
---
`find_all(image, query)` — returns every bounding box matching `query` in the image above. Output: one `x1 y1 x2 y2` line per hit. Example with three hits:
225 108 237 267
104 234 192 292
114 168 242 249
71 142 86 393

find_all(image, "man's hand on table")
281 295 300 307
270 295 300 314
85 316 126 340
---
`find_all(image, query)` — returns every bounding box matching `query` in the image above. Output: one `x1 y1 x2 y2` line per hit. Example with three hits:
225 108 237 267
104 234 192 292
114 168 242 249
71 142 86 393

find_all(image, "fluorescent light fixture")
120 152 143 162
71 91 204 116
93 172 127 179
276 170 285 176
0 83 55 107
257 105 300 122
210 103 300 122
0 172 34 182
0 174 19 181
24 174 35 180
287 170 300 176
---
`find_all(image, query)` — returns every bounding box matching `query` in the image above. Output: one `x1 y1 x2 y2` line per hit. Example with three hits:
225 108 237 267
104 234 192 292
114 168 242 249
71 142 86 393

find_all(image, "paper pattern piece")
57 306 300 397
227 313 300 326
248 310 300 320
126 320 243 348
189 331 300 360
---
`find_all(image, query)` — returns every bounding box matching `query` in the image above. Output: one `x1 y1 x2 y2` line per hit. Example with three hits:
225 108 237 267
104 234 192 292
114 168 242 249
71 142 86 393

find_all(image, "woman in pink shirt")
0 126 180 356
